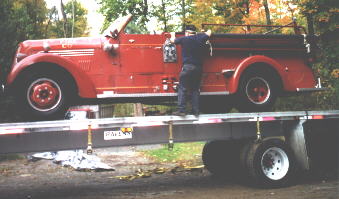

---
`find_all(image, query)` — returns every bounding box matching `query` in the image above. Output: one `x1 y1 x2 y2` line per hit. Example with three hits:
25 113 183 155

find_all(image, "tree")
187 0 254 33
262 0 272 29
0 0 89 85
179 0 194 32
0 0 48 83
150 0 178 32
296 0 339 109
46 0 89 38
98 0 149 33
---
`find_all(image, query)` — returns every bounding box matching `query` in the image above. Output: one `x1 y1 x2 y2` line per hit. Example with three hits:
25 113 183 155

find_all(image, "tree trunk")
182 0 186 31
263 0 272 31
60 0 67 38
306 14 315 35
143 0 148 17
134 103 143 116
161 0 168 31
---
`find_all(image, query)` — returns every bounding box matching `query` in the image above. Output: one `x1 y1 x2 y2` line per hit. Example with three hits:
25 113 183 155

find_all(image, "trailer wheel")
237 68 278 112
16 70 73 120
202 140 240 177
243 139 296 187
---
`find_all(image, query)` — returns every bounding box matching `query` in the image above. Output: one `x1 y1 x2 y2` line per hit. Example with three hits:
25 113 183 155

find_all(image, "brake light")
311 115 324 120
121 127 133 132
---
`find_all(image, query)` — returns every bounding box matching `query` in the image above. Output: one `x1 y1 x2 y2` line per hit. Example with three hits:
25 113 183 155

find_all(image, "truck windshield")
103 14 132 37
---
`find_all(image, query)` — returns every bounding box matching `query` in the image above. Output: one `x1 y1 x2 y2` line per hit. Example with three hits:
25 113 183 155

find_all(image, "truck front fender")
7 53 96 98
228 55 287 94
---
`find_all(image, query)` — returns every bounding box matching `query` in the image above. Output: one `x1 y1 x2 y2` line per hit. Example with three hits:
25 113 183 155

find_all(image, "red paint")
312 115 324 120
7 52 96 98
6 15 317 104
29 80 59 109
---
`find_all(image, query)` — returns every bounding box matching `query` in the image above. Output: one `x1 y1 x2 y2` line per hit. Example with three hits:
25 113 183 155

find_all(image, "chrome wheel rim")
245 77 271 105
261 147 289 180
27 78 62 112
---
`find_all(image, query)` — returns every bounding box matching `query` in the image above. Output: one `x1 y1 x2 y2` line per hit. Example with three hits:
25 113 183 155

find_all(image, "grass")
0 154 25 162
141 142 205 164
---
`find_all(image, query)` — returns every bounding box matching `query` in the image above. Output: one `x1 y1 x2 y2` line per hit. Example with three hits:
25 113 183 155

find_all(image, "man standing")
170 26 212 116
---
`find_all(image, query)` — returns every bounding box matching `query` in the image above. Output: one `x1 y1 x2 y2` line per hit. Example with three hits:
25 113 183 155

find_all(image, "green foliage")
274 0 338 110
0 0 89 85
296 0 339 109
150 0 178 32
297 0 339 34
112 103 175 117
0 0 48 83
313 33 339 109
0 154 24 162
125 20 148 34
98 0 193 33
142 142 204 163
113 103 135 117
46 1 89 38
98 0 149 32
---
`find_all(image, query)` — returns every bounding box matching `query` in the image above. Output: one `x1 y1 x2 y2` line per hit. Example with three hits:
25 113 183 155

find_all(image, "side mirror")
111 29 119 39
103 42 119 54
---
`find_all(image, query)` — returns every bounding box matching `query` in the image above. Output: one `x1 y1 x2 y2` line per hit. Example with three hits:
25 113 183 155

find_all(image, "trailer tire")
202 140 240 178
236 68 278 112
16 70 73 120
243 139 296 188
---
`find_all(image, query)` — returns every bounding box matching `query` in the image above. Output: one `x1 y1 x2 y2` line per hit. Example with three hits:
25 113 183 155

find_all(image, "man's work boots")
173 111 199 117
173 111 186 116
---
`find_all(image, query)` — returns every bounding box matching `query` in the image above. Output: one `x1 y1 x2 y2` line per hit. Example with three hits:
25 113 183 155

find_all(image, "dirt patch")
0 148 338 199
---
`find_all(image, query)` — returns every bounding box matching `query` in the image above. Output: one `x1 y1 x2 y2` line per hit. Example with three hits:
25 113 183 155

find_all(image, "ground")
0 147 338 199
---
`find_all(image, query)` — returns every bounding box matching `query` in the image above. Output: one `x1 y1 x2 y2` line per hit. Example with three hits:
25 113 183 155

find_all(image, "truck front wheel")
16 71 73 120
236 69 278 112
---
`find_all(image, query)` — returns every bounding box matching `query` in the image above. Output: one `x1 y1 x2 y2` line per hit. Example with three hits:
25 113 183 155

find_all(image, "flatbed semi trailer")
1 110 338 187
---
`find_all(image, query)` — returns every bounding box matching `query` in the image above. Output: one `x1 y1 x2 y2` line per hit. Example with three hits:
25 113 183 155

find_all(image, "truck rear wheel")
16 70 73 120
202 140 241 178
241 139 296 187
236 69 278 112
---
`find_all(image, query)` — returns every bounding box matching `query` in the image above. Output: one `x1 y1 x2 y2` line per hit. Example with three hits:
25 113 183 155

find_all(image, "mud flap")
286 120 310 171
302 119 339 172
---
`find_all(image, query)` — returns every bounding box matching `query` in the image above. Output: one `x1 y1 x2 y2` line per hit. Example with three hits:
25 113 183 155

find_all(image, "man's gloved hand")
170 32 176 43
205 29 212 37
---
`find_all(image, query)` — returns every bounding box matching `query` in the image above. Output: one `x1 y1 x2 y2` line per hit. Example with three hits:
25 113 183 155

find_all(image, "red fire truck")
4 15 324 119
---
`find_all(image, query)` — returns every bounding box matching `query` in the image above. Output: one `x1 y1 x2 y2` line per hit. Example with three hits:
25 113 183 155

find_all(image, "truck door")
117 32 167 94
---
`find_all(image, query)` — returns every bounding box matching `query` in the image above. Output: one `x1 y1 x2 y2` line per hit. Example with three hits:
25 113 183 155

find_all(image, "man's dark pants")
177 64 202 114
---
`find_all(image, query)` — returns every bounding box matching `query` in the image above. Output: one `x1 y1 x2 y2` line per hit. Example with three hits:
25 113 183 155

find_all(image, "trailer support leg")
168 121 174 151
87 123 93 155
256 117 262 141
